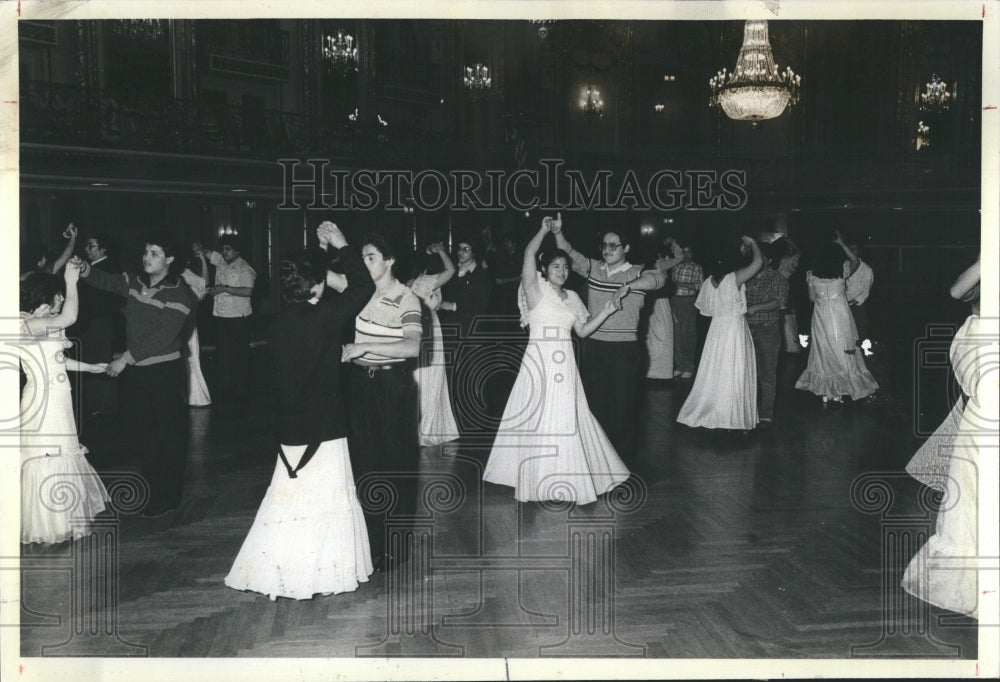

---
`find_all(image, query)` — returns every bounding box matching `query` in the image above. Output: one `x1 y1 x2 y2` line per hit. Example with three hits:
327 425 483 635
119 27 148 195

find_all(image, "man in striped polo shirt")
342 232 422 571
76 231 196 516
553 216 666 465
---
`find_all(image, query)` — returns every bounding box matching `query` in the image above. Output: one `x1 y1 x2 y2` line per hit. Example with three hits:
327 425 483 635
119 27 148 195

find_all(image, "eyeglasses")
457 245 472 252
601 242 622 251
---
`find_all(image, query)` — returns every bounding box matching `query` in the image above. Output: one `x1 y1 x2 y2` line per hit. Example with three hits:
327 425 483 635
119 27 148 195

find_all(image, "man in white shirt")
835 231 874 344
196 236 256 401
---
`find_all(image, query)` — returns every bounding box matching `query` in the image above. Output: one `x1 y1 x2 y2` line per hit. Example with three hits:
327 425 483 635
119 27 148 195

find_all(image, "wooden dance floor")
19 347 978 660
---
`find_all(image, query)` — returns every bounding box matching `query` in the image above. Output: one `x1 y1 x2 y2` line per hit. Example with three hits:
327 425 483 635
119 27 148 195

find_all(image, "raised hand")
317 221 346 249
63 223 77 240
549 211 563 234
64 259 81 284
192 242 203 256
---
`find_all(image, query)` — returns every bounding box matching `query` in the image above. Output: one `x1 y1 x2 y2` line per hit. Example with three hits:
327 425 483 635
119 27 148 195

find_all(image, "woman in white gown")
409 242 461 447
677 236 763 431
180 248 211 407
20 265 110 544
483 215 630 504
794 244 878 403
646 239 686 379
225 222 374 600
902 257 982 618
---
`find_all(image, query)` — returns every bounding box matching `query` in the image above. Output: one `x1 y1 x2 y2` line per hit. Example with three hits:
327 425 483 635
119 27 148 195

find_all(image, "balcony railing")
20 80 362 158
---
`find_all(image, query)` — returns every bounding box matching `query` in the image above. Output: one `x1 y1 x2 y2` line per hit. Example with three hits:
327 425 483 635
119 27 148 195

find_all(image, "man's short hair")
361 232 396 262
90 231 116 255
218 234 241 251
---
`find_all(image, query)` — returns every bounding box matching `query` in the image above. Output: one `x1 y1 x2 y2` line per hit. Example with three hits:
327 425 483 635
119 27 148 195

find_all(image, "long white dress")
794 272 878 401
646 296 674 379
902 314 982 618
224 439 372 600
20 311 109 544
180 269 211 406
676 273 758 430
410 277 460 447
482 277 630 504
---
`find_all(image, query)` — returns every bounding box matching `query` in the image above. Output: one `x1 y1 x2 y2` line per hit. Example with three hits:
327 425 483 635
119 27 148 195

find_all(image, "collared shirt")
670 260 704 296
208 252 256 318
82 268 194 365
745 266 789 327
844 259 874 305
354 279 422 365
457 259 478 277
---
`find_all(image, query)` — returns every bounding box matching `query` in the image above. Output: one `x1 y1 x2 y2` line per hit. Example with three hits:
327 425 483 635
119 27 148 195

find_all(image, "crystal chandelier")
323 30 358 74
580 85 605 122
709 20 801 126
113 19 165 41
919 74 951 113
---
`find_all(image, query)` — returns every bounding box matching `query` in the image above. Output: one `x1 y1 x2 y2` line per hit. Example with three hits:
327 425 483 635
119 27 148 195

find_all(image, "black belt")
352 362 406 377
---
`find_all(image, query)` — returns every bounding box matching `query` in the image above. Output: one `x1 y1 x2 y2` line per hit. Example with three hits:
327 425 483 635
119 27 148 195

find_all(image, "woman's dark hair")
537 247 570 277
766 237 791 269
705 237 746 280
811 243 846 279
280 248 328 304
20 272 65 313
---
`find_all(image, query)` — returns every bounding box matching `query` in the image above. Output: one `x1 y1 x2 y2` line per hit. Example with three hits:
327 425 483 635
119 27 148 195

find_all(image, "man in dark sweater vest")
75 231 196 517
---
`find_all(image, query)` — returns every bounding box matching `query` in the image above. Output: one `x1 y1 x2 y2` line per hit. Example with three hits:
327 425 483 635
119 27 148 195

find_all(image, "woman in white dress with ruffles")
677 236 763 431
20 263 110 544
902 257 983 618
483 215 630 504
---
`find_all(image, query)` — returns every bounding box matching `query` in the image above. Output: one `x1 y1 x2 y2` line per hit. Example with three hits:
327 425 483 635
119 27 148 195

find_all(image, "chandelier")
580 85 605 122
323 30 358 74
113 19 165 41
709 20 801 126
919 74 951 113
463 63 493 98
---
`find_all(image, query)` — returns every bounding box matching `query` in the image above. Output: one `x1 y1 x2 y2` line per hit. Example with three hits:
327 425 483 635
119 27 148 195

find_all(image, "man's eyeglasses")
601 242 623 251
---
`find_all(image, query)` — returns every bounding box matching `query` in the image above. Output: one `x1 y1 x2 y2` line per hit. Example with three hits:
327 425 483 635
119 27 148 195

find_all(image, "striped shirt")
82 268 195 366
353 280 422 365
577 257 665 342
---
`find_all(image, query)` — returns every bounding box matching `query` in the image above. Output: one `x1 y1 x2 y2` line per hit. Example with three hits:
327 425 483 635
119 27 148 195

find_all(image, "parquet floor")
18 346 979 661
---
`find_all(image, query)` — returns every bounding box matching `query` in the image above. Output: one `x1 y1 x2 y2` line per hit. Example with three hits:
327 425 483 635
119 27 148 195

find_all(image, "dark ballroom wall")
18 18 983 333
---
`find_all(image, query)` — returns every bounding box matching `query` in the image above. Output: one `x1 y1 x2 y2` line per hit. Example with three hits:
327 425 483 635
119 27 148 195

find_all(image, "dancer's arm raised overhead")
521 217 553 311
733 236 764 287
426 242 456 290
549 213 590 277
25 259 81 336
